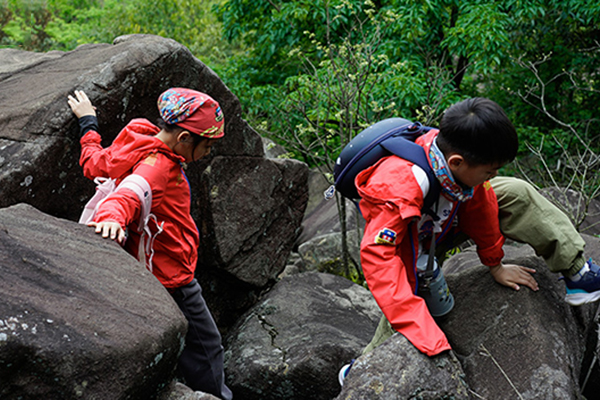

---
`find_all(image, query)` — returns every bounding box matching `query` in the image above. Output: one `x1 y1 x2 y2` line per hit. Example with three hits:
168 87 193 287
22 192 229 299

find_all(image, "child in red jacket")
339 97 600 385
68 88 232 399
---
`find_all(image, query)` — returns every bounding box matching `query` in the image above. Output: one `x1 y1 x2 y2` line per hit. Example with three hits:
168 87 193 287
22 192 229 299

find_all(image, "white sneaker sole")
565 290 600 306
338 364 351 387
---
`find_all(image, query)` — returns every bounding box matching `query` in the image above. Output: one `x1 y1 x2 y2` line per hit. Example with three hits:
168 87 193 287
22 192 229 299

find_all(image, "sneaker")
338 359 355 387
564 259 600 306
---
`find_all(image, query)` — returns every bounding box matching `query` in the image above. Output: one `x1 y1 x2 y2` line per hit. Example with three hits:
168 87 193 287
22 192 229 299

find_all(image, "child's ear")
177 131 191 143
447 154 465 170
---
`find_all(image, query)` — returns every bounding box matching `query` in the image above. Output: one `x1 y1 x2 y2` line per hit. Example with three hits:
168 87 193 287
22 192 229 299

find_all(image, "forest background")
1 0 599 235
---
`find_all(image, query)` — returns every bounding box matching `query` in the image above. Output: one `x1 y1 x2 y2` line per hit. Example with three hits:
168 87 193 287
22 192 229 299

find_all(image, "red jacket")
356 129 505 356
80 119 199 289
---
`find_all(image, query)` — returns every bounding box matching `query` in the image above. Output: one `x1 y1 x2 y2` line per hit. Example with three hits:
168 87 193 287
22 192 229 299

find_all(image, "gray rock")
262 137 289 159
157 381 220 400
438 243 598 400
0 204 187 399
337 334 470 400
297 230 362 278
304 168 334 217
194 156 308 288
297 193 363 247
0 35 262 222
224 272 380 400
335 237 600 400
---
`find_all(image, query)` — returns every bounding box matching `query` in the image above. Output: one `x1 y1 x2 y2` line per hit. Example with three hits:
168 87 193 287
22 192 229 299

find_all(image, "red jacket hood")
80 118 185 180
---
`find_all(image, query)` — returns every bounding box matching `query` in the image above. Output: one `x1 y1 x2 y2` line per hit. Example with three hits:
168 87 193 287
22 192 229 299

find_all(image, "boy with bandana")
341 97 600 375
68 88 233 399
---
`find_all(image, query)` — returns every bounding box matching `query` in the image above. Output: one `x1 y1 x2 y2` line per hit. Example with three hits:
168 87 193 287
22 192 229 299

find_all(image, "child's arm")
458 183 539 291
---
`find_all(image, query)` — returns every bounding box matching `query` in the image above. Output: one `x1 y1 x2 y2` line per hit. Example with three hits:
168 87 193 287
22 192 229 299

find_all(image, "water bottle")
416 254 455 318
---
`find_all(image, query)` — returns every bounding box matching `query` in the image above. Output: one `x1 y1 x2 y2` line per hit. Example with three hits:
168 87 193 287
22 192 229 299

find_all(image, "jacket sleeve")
360 198 451 356
79 130 112 180
94 153 169 228
457 181 505 266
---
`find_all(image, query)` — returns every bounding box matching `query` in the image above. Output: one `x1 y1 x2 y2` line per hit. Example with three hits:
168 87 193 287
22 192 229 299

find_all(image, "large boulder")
224 272 380 400
337 334 470 399
0 35 260 221
0 34 309 329
296 230 362 280
336 238 600 400
194 156 308 288
439 245 592 399
0 203 187 399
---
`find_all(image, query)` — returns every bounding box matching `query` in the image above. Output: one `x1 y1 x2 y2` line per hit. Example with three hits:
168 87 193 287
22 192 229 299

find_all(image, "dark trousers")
170 279 233 400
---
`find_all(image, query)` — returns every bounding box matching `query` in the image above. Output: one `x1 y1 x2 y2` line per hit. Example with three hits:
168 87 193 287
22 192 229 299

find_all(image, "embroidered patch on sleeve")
375 228 397 245
143 153 158 166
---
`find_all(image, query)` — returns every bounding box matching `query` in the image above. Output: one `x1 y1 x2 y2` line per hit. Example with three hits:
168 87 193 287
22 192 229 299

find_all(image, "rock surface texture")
335 241 600 400
224 272 380 400
0 203 187 399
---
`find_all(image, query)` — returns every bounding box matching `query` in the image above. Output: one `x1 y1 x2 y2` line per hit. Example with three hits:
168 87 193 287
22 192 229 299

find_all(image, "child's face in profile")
176 135 220 163
453 161 502 188
189 137 220 163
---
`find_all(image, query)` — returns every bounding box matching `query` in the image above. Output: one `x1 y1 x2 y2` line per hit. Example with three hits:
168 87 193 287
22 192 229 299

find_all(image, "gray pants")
363 176 587 354
170 279 233 400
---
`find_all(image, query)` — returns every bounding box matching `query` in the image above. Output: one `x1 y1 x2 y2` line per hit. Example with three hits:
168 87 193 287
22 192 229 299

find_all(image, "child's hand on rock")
68 90 96 118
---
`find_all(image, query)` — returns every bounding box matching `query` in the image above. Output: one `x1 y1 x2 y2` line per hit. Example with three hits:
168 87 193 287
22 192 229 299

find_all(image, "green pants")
363 176 587 354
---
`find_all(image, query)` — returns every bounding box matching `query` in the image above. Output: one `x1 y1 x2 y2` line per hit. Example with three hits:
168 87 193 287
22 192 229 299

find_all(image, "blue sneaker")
564 259 600 306
338 359 355 387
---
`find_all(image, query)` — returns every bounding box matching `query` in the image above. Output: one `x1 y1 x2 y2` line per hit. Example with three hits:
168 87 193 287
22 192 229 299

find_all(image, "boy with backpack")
68 88 233 399
340 97 600 375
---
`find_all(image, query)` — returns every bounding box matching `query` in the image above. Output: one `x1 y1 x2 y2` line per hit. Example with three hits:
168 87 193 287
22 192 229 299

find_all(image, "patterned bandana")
428 139 474 203
157 88 225 138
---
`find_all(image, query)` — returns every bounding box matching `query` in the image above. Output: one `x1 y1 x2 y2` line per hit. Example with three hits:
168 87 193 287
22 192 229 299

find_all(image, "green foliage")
216 0 524 166
217 0 600 164
2 0 599 189
0 0 86 50
317 257 365 286
0 0 241 69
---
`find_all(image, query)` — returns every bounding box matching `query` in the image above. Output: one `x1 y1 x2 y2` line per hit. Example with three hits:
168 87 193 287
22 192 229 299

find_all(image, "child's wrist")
78 115 99 137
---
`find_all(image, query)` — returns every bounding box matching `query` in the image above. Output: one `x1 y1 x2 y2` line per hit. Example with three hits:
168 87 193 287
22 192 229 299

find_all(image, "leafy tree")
0 0 241 69
218 0 600 159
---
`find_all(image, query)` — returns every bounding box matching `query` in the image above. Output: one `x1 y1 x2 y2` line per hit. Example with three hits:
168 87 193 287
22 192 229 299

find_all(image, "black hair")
156 118 206 146
437 98 518 166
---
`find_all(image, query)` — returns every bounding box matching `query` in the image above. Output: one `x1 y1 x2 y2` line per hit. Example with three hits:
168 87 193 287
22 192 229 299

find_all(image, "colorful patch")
483 181 492 191
215 106 224 122
375 228 397 245
143 154 157 166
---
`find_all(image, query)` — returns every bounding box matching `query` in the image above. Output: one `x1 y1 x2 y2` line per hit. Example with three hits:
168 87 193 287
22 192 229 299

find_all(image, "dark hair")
437 98 518 166
157 118 205 146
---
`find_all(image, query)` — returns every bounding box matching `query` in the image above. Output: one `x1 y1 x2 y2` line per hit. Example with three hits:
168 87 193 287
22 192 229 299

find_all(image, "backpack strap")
78 177 117 225
379 136 441 217
117 174 152 231
115 175 163 272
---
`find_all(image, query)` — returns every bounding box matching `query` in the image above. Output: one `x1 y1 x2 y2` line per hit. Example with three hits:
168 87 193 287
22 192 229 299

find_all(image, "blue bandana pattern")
428 139 474 203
